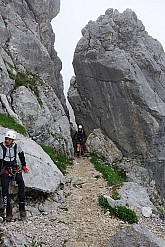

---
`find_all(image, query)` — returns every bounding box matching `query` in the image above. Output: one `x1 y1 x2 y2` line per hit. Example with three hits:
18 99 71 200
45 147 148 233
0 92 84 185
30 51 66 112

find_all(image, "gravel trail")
3 156 164 246
4 156 127 246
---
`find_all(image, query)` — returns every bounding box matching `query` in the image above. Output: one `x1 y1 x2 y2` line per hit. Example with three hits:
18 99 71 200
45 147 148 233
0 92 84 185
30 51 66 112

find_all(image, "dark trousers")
1 172 25 205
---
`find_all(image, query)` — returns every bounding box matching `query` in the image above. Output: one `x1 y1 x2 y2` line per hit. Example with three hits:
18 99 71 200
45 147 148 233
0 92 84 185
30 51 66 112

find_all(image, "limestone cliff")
68 9 165 203
0 0 73 156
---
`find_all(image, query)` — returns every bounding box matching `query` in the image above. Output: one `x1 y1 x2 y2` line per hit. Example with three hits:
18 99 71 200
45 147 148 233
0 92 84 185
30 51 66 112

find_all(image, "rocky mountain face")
68 9 165 204
0 0 73 157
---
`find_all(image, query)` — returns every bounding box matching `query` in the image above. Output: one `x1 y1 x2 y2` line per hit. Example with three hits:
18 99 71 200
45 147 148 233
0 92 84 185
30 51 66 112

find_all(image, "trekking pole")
0 191 3 223
3 196 7 222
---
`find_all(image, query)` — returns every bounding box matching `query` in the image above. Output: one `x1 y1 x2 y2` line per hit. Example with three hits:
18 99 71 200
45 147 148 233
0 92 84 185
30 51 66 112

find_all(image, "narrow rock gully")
5 156 127 246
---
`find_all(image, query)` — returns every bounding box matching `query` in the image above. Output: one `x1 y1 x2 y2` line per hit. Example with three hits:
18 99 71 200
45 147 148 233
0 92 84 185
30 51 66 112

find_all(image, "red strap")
4 170 9 174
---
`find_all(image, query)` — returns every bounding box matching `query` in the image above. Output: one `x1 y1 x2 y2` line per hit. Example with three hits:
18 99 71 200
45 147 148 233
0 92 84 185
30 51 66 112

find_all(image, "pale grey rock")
115 159 151 190
104 195 125 208
0 47 15 95
68 8 165 203
25 0 60 22
25 206 39 216
106 224 165 247
2 0 63 103
104 182 156 218
118 182 156 212
142 207 152 218
114 159 162 206
12 85 73 157
1 231 26 247
0 15 10 46
86 128 123 163
0 94 23 125
38 200 60 213
145 159 165 207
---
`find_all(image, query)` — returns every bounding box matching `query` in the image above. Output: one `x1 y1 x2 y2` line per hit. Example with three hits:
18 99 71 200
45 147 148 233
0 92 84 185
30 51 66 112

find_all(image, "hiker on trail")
0 130 29 221
73 125 87 156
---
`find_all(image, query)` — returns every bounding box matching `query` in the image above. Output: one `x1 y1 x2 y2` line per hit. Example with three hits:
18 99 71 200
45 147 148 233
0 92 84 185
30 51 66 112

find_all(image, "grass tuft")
157 206 165 214
0 113 27 136
91 153 138 223
41 144 68 174
98 195 138 224
9 71 42 106
90 153 126 186
111 188 121 200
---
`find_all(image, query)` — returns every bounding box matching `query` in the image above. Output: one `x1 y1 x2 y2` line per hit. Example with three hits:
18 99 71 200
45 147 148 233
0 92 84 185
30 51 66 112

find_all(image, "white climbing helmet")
5 130 16 140
78 125 82 129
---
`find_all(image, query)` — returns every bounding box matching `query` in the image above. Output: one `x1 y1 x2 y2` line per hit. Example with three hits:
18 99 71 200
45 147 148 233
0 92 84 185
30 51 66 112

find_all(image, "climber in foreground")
73 125 87 157
0 130 29 221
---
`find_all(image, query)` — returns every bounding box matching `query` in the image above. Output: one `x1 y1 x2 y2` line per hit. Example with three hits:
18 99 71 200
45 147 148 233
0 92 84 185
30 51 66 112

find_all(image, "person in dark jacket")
0 130 29 221
73 125 87 156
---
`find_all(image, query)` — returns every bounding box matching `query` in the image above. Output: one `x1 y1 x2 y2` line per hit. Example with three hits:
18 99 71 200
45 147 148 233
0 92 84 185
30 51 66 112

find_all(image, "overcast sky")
51 0 165 96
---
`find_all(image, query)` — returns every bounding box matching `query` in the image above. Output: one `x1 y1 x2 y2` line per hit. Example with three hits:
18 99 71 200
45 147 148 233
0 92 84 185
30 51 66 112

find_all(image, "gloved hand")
22 166 29 173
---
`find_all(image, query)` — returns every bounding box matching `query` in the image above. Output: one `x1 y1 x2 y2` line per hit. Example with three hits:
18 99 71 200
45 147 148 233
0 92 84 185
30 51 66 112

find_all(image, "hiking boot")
19 202 26 219
6 204 12 222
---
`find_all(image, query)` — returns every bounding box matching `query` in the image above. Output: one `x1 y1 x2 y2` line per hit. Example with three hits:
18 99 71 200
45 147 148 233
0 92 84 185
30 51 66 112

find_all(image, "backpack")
0 142 17 161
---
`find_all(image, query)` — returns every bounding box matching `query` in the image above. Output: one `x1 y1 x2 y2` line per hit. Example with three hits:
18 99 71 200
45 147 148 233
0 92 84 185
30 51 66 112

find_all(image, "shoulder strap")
0 142 6 160
0 142 17 160
14 143 17 160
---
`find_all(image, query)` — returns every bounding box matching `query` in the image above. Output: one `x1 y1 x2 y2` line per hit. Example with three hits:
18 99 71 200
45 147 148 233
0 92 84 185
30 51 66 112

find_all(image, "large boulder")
0 0 73 157
106 224 165 247
118 182 156 211
68 8 165 204
86 128 122 163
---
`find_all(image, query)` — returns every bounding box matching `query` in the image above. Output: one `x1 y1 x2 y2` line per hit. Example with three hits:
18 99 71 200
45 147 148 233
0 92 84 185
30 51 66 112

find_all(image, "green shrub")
115 205 138 224
9 71 42 105
111 189 121 200
98 195 138 224
90 153 126 186
98 194 112 213
0 113 27 136
41 144 68 174
157 206 165 214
